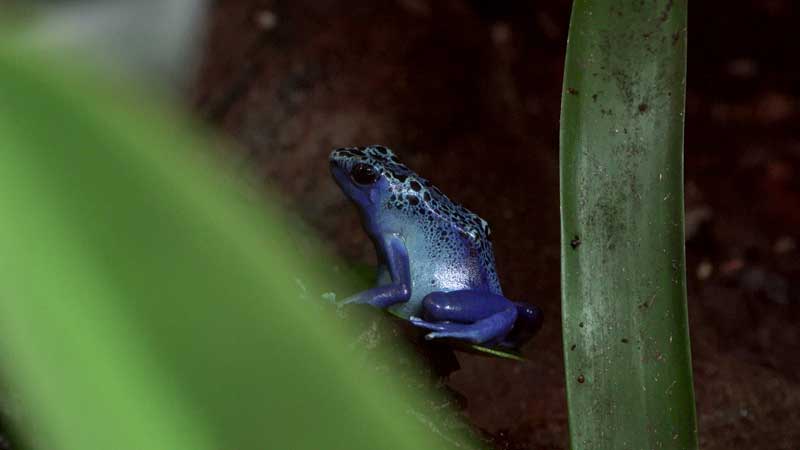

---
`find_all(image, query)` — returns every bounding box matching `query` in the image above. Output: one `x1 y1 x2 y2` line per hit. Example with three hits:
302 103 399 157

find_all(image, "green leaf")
0 36 476 450
559 1 698 449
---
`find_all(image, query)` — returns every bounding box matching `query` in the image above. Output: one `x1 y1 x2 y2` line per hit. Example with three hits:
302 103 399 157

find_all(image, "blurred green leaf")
0 35 475 450
559 1 698 449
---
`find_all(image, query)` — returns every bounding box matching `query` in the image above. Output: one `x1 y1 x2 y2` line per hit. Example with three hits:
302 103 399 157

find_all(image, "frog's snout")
329 148 348 169
329 151 350 191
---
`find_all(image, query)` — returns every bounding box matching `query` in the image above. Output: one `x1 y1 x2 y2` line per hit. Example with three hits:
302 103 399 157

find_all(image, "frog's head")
329 145 398 214
331 145 493 244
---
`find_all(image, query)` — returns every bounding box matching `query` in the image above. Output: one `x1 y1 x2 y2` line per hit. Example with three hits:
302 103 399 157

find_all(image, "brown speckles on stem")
659 0 674 23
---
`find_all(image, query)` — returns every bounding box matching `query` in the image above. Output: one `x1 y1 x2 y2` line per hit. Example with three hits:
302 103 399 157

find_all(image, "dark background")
193 1 800 449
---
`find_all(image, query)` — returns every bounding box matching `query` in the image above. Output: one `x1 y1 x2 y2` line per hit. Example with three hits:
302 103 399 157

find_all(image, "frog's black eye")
351 163 379 185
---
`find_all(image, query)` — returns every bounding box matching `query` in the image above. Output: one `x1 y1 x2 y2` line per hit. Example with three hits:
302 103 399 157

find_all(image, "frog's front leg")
409 290 518 345
340 234 411 308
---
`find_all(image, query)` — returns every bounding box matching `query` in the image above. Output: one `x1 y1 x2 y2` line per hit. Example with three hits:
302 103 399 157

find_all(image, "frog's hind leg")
409 290 517 345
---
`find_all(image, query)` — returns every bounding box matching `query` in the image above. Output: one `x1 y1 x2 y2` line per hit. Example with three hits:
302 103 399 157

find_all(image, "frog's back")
411 183 500 291
363 149 501 302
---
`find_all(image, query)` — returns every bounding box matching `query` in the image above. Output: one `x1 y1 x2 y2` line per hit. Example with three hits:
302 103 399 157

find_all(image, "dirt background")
192 1 799 449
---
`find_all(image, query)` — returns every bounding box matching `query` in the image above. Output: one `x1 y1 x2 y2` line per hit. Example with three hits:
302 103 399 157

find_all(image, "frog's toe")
409 316 448 331
424 330 479 343
414 320 476 340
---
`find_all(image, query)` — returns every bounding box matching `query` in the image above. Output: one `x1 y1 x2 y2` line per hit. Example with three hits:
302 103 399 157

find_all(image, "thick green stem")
560 1 698 449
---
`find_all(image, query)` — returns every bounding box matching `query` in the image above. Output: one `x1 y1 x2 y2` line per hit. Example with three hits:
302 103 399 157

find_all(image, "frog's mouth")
329 158 350 190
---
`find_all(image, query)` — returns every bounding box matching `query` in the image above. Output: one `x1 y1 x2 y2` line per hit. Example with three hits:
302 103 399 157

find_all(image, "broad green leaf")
559 1 698 449
0 36 475 450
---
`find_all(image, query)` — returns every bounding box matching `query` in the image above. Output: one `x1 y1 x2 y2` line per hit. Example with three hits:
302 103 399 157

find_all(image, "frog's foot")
410 310 516 344
408 316 451 331
409 317 477 339
321 292 337 304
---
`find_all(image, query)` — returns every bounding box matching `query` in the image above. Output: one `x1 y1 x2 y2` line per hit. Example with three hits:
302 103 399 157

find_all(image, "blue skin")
330 145 542 347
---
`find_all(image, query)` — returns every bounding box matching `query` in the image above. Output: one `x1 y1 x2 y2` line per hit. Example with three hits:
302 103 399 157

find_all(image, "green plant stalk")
560 1 697 449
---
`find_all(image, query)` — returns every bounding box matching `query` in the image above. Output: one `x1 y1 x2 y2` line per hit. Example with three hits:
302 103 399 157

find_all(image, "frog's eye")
351 163 379 185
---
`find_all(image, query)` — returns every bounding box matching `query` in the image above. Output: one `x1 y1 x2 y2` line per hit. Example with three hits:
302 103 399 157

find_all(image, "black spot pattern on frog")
331 145 500 293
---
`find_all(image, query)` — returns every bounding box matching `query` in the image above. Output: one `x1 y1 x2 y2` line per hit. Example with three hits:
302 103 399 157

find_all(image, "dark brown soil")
193 1 800 448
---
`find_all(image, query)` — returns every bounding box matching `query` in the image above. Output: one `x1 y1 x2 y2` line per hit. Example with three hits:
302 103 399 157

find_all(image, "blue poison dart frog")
330 145 543 349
